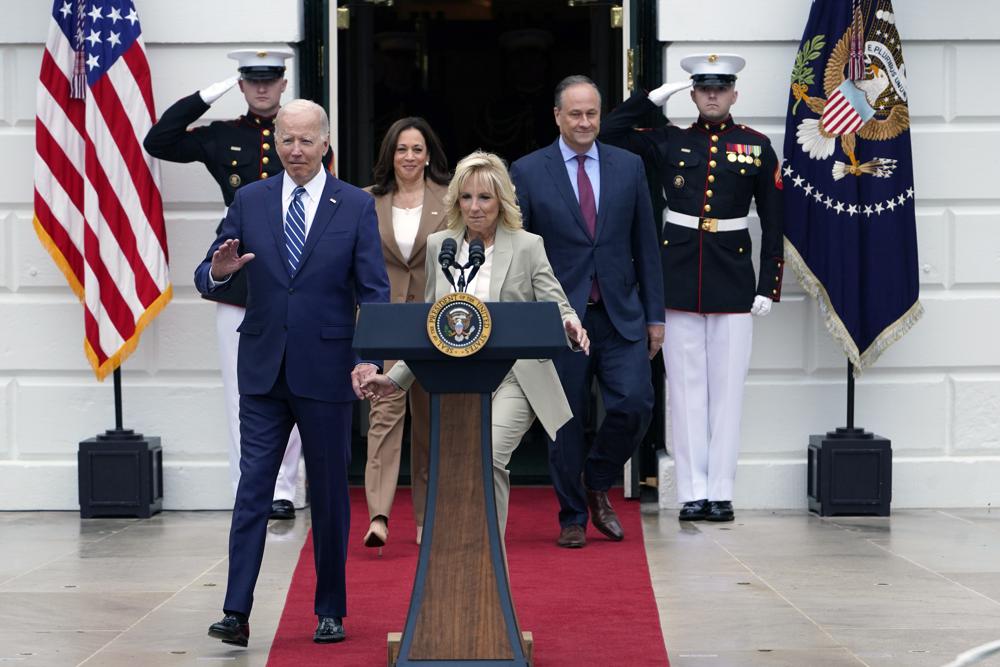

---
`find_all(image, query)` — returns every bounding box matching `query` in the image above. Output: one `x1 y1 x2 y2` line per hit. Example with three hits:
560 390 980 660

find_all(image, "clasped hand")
356 373 399 403
565 319 590 355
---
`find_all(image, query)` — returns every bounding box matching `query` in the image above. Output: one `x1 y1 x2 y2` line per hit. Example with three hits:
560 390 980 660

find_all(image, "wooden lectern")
355 301 568 666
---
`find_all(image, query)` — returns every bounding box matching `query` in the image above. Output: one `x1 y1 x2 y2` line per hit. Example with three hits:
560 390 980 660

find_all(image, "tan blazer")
388 224 578 440
366 181 448 304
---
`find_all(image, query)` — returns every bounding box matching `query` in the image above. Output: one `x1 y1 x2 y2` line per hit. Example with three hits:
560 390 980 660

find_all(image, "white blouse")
455 239 495 301
391 204 422 262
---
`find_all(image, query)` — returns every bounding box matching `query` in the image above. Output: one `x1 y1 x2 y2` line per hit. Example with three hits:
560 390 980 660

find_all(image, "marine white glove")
648 80 693 107
198 74 241 105
751 295 773 317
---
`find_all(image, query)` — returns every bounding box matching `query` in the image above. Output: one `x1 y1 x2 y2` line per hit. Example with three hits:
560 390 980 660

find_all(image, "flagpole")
113 367 124 432
833 361 867 439
846 361 855 432
101 367 137 439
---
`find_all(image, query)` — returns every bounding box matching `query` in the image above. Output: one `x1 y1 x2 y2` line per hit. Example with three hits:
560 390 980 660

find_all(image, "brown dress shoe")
585 489 624 541
556 524 586 548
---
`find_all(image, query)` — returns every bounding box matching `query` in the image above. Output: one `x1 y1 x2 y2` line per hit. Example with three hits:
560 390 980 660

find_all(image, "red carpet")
267 487 669 666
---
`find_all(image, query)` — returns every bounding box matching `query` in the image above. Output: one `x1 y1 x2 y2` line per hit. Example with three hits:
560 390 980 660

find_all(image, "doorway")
336 0 623 186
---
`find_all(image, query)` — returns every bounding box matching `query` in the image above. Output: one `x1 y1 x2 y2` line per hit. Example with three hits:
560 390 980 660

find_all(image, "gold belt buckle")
700 217 719 233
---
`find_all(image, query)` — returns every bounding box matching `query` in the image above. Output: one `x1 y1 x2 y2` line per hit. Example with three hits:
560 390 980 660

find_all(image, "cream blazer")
387 224 578 440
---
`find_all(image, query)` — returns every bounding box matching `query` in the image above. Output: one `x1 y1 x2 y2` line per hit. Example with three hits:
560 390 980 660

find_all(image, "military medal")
229 174 241 187
673 175 685 189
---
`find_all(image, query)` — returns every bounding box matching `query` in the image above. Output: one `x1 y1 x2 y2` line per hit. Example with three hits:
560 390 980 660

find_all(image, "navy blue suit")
510 139 663 528
195 171 389 618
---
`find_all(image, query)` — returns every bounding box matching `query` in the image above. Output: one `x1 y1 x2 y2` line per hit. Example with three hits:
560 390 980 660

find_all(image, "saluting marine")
144 49 314 520
600 53 784 523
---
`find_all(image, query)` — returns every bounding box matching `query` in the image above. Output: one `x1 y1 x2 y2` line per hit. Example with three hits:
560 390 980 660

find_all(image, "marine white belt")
664 209 749 233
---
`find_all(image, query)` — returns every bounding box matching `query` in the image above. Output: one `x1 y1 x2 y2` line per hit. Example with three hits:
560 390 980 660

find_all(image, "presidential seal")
427 292 492 357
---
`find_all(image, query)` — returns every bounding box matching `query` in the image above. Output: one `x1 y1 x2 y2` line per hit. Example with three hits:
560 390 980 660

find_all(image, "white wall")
2 1 998 509
656 0 1000 508
0 0 303 509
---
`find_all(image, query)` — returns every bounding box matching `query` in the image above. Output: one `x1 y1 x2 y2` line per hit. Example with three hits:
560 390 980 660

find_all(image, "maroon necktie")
576 154 601 303
576 154 597 238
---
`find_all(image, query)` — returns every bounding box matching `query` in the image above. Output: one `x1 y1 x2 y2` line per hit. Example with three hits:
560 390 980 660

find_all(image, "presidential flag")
34 0 170 380
783 0 921 373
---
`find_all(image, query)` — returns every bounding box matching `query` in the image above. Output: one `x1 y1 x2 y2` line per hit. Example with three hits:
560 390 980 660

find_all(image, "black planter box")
78 435 163 518
807 433 891 516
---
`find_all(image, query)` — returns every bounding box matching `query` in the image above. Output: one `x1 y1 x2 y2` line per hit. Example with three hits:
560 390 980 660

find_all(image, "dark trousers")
224 365 352 618
548 304 653 528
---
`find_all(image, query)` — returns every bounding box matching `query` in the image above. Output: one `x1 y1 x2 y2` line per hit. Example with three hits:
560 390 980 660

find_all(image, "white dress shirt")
456 239 495 301
280 168 327 237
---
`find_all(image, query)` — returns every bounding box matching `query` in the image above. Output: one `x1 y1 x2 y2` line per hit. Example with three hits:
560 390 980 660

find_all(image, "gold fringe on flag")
783 237 924 376
33 214 174 381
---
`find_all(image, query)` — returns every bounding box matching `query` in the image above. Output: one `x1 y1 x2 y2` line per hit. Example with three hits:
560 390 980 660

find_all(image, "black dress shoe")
705 500 735 522
208 614 250 647
678 499 709 521
269 499 295 520
314 616 345 643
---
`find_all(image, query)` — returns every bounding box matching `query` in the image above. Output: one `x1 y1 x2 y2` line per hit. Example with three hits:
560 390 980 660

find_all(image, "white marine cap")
680 53 746 87
227 48 293 81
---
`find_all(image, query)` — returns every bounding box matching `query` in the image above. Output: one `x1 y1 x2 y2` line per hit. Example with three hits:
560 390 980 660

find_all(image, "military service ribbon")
782 0 922 373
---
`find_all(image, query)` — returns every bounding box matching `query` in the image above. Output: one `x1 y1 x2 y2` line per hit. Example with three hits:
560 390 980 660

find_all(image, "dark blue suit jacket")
195 172 390 403
510 139 663 342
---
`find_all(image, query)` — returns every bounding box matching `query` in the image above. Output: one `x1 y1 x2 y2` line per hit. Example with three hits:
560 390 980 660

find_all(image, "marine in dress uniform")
144 49 310 520
600 54 784 522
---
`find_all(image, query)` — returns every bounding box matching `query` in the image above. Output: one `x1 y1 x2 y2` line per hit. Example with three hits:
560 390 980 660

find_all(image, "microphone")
465 238 485 286
438 237 457 288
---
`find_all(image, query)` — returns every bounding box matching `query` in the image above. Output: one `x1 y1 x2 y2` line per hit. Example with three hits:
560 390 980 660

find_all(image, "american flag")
34 0 170 381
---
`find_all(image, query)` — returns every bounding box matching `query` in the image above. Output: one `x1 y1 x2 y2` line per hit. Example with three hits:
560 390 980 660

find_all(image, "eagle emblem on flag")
790 2 909 181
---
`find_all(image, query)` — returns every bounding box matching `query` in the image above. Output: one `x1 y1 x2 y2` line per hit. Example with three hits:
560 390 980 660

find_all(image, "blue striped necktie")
284 186 307 275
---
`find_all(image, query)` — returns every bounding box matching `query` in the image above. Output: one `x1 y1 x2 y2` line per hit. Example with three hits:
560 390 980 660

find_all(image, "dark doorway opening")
337 0 623 186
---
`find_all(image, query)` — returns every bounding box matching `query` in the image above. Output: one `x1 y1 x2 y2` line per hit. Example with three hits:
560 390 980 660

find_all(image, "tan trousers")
491 371 537 535
364 359 430 527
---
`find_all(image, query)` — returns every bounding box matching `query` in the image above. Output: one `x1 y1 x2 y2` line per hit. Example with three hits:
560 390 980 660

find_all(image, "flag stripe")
83 301 107 365
90 73 167 258
83 134 161 309
103 55 166 245
33 192 85 293
121 39 156 122
39 51 86 139
80 205 136 342
35 122 86 224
